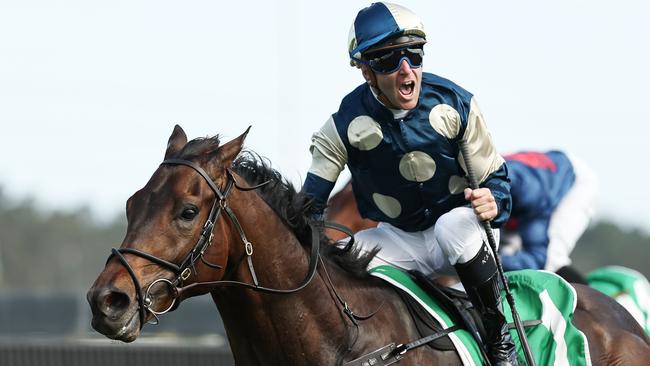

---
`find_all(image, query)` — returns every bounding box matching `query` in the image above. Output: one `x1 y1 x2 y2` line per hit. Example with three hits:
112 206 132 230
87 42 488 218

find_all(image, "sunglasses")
366 47 424 74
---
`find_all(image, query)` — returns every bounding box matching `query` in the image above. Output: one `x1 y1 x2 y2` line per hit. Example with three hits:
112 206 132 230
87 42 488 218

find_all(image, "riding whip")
457 140 536 366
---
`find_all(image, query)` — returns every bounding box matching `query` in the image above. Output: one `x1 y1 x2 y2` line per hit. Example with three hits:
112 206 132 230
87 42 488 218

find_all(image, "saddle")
343 269 493 366
404 270 547 357
348 267 586 366
400 270 487 354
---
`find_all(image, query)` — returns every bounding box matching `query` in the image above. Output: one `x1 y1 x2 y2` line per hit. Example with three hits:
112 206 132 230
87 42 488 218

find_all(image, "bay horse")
87 125 650 365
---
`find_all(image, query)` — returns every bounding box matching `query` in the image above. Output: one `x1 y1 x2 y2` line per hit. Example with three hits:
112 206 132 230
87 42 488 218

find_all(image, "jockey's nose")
398 58 412 74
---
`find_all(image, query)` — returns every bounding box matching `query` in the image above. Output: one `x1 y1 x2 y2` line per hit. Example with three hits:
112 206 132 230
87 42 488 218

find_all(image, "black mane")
232 151 377 278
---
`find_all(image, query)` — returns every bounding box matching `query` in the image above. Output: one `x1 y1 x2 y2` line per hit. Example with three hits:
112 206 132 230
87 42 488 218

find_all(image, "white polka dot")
347 116 383 151
448 175 468 194
429 104 461 139
399 151 436 182
372 193 402 218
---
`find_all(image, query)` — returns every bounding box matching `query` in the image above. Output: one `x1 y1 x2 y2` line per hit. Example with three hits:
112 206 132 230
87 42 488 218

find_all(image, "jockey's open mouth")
399 80 415 97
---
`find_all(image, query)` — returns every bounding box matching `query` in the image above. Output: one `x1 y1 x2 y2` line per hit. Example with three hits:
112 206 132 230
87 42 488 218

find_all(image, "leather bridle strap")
162 159 226 200
173 219 322 301
162 160 268 290
322 221 355 251
110 248 149 328
342 325 461 366
117 247 183 273
222 203 259 286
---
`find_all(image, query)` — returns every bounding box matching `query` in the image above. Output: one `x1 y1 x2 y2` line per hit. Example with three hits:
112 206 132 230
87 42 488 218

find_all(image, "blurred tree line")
0 186 647 289
0 187 126 289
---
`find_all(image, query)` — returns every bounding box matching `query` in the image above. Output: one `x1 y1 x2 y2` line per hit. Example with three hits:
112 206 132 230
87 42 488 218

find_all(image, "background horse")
325 180 377 241
87 126 650 365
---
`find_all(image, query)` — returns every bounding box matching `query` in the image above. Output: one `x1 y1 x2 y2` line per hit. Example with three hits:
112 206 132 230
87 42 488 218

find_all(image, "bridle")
106 158 322 329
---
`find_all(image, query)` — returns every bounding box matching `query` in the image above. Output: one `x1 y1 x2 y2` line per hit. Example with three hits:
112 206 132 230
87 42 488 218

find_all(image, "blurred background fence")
0 290 234 365
0 341 234 366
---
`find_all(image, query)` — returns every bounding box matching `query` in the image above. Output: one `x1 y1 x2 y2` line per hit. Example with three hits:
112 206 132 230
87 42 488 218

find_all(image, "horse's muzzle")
86 286 140 342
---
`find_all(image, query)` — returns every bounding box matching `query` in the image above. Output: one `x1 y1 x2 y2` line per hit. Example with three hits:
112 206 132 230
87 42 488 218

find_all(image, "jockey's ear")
164 125 188 159
213 126 251 172
361 64 377 87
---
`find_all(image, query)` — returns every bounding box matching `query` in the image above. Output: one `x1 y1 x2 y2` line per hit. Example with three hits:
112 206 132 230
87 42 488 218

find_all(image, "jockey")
301 3 517 365
500 151 598 283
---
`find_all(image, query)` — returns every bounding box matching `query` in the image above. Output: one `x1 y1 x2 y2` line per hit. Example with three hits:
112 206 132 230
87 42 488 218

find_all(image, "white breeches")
544 155 598 272
350 207 500 278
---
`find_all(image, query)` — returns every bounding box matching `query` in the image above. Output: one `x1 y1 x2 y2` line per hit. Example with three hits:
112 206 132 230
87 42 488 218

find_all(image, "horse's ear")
165 125 188 159
216 126 251 168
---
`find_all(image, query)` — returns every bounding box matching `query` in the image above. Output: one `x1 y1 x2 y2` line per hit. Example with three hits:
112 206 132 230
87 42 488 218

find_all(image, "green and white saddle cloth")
369 266 591 366
587 265 650 336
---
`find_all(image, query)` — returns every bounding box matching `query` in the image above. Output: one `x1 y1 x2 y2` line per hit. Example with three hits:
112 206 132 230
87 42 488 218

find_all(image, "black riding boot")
455 242 518 366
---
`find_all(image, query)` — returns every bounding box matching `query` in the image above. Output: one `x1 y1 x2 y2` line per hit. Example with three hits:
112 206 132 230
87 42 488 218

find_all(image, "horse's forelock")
177 135 221 160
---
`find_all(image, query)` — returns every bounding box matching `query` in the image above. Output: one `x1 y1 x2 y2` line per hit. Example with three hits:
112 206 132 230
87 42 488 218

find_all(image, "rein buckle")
181 268 192 281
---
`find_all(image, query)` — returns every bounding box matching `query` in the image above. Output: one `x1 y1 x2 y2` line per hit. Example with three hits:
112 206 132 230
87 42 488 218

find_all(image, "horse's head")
87 125 248 342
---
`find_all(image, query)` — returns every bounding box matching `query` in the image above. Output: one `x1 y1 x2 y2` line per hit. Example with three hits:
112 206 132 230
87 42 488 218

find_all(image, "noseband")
106 158 322 329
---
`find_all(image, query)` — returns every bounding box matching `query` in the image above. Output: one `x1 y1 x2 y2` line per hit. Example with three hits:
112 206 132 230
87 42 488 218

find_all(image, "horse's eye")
180 206 199 221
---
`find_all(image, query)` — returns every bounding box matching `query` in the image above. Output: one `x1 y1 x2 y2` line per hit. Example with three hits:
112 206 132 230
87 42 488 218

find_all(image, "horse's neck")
214 190 350 364
212 190 458 365
223 189 313 288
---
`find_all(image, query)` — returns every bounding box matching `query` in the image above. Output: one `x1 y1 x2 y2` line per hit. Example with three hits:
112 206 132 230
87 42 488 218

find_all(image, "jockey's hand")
464 187 497 221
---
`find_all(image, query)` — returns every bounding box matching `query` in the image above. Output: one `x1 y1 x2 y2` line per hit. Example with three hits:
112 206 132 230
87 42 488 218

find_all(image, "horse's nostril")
97 288 131 319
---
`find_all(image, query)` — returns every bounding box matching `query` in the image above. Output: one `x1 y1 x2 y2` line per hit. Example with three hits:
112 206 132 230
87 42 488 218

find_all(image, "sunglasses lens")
369 48 423 74
406 49 423 66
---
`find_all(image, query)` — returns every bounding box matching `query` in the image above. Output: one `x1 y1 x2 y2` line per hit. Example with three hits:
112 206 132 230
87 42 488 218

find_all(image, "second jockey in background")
500 150 598 283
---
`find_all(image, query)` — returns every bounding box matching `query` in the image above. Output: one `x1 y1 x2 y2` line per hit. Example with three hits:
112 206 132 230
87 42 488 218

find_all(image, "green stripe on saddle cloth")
369 266 591 366
587 265 650 336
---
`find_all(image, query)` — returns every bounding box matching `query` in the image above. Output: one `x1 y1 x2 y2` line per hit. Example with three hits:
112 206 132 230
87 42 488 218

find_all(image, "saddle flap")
407 270 487 352
395 287 456 351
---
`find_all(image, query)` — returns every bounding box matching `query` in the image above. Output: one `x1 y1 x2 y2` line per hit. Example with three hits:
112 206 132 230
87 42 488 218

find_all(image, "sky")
1 0 649 232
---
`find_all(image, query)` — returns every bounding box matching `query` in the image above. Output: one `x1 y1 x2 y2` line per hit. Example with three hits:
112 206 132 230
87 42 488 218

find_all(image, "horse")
87 125 650 365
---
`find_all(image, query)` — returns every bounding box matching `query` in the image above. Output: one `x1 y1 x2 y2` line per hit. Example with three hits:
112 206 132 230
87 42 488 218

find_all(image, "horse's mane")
232 150 377 278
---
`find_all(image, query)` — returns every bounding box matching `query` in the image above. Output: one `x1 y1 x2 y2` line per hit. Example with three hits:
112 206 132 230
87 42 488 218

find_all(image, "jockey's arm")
500 217 549 271
302 117 348 212
459 97 511 227
472 164 511 227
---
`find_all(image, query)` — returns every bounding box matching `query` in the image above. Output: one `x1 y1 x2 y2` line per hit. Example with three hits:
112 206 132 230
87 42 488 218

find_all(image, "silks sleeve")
459 97 511 227
501 217 549 270
302 116 348 211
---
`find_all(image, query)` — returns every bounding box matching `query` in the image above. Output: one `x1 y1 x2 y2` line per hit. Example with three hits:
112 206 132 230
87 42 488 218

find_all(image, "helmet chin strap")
366 72 399 110
376 89 397 109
